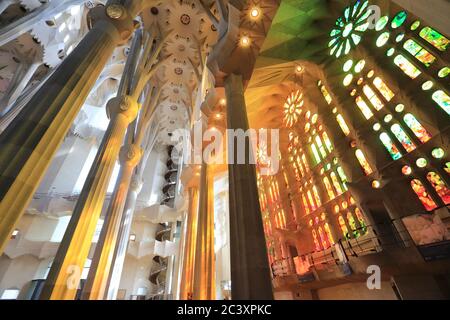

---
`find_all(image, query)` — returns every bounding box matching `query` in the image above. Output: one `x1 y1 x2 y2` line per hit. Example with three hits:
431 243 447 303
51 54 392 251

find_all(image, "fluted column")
179 187 200 299
39 95 140 300
193 163 215 300
0 2 143 253
225 73 273 300
81 143 142 300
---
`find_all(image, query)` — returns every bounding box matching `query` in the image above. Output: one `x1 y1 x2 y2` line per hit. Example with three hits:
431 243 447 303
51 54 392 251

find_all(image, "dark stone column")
225 73 273 300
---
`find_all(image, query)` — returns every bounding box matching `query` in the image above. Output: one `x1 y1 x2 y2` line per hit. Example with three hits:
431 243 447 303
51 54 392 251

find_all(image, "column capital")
119 144 143 167
87 4 138 45
106 95 140 122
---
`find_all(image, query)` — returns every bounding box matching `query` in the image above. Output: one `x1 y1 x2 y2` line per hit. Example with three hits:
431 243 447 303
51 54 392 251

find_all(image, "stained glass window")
403 113 432 143
302 194 310 215
354 208 367 234
311 144 321 164
343 74 353 86
426 172 450 204
329 0 370 58
355 149 373 175
391 11 407 29
379 132 402 160
375 16 389 31
363 85 384 110
318 227 329 248
376 32 390 47
394 55 422 79
419 27 450 51
438 67 450 78
315 136 327 158
431 148 444 159
411 179 438 211
307 190 317 211
324 223 335 245
336 167 348 190
432 90 450 115
283 90 303 127
336 114 350 136
312 186 322 206
323 176 336 200
338 216 350 239
355 96 374 119
322 132 333 153
330 172 343 195
320 86 333 104
312 230 321 251
391 124 416 152
373 77 395 101
403 39 436 67
347 212 360 237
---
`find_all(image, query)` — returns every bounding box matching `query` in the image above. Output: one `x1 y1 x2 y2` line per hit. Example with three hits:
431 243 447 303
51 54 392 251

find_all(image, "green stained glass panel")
419 27 450 51
438 67 450 78
391 11 407 29
375 16 389 31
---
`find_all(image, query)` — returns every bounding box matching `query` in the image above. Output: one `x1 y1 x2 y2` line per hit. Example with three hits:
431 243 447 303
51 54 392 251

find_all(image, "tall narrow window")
419 27 450 51
311 144 321 164
323 176 336 200
318 227 329 249
346 212 360 238
355 96 374 119
403 113 432 143
403 39 437 67
322 131 333 153
336 114 350 135
373 77 395 101
354 208 367 235
320 86 333 104
338 216 350 239
393 55 422 79
355 149 373 175
426 172 450 204
307 190 317 211
391 124 416 152
431 90 450 116
363 85 384 110
379 132 403 160
336 167 349 190
330 172 344 195
312 186 322 206
324 223 335 244
312 230 321 251
315 136 327 158
411 179 438 211
302 194 310 215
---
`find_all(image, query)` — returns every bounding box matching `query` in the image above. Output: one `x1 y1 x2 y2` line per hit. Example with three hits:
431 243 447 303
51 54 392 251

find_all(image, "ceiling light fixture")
240 36 250 47
250 7 260 19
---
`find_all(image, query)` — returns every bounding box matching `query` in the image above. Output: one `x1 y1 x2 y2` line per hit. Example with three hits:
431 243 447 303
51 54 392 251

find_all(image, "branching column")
225 73 273 300
0 2 143 254
39 95 140 300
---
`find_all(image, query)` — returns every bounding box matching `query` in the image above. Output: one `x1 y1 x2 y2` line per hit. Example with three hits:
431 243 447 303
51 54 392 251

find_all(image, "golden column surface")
39 95 140 300
82 143 142 300
0 1 147 254
179 187 200 300
193 163 216 300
